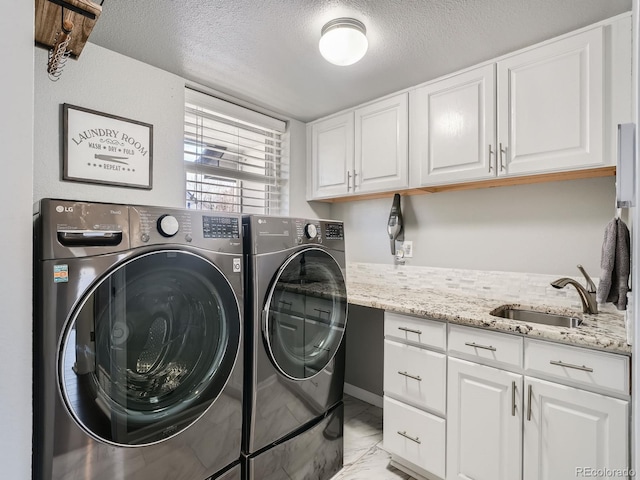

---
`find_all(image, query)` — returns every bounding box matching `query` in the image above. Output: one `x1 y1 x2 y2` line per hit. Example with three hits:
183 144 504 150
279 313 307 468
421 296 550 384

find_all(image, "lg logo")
55 205 73 213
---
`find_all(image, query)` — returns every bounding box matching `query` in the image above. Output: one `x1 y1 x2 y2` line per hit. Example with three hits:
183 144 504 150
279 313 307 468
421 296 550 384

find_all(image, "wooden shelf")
314 166 616 203
35 0 102 58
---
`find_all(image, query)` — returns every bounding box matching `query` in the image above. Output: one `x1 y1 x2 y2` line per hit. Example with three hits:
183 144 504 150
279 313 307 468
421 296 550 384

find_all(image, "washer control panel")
203 215 240 239
129 206 241 252
135 209 193 242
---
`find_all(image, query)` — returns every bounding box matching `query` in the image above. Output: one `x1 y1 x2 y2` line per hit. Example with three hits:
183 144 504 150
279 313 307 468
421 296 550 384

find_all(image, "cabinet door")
409 64 496 187
308 112 354 199
354 93 408 193
523 377 628 480
497 27 604 176
447 357 522 480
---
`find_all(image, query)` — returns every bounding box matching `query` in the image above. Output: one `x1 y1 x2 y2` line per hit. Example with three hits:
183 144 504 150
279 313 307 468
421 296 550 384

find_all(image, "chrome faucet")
550 264 598 314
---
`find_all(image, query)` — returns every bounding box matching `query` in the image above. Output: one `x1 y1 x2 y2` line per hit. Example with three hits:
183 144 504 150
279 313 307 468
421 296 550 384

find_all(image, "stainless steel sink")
490 305 583 328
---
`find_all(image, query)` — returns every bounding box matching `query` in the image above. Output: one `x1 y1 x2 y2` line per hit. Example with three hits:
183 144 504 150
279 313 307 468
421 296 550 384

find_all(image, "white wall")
34 43 185 207
632 0 639 474
288 119 331 219
331 176 616 276
34 43 321 220
0 2 34 478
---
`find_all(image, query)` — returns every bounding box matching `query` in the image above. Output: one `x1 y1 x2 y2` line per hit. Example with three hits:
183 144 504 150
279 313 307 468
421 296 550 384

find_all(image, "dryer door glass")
59 250 241 447
265 248 347 380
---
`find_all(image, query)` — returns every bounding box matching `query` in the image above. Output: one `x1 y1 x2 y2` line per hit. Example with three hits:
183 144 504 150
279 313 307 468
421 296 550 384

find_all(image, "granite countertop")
347 280 631 355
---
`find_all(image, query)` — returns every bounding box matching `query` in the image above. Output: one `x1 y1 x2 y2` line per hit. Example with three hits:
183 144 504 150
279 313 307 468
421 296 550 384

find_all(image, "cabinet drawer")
384 339 446 415
383 396 445 480
448 324 523 370
384 312 446 351
524 338 630 396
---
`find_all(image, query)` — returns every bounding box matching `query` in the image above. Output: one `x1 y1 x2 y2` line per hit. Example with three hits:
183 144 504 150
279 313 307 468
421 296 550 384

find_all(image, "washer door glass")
59 250 241 447
265 248 347 380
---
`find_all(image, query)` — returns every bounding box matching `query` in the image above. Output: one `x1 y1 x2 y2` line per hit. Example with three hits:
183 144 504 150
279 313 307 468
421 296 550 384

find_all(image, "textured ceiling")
88 0 632 122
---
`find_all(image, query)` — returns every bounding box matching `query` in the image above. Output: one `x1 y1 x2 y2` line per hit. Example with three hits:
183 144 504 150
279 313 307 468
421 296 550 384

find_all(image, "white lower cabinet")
383 313 447 480
384 396 446 479
523 377 629 480
382 314 631 480
446 357 522 480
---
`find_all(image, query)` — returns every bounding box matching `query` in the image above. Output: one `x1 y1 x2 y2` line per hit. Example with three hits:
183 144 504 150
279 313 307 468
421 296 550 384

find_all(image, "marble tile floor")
331 395 411 480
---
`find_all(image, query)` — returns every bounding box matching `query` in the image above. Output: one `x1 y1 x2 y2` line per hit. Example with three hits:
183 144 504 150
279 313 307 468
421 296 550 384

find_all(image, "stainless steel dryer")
242 215 347 480
33 199 244 480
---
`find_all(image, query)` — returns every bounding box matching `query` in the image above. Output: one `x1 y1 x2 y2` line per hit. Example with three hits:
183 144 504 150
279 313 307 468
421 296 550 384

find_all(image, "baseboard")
390 458 440 480
344 383 383 408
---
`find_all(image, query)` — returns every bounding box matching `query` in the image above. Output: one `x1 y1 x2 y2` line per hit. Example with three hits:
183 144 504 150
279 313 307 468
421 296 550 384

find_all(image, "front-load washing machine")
33 199 244 480
242 215 347 480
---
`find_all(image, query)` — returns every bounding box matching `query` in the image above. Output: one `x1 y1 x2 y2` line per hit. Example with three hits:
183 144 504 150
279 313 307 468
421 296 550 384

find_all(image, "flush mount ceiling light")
319 17 368 66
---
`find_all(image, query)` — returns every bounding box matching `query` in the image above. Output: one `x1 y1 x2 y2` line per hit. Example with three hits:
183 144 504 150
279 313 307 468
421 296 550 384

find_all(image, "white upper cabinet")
308 93 408 200
497 27 604 176
410 64 496 187
307 14 630 199
354 93 409 193
308 112 354 199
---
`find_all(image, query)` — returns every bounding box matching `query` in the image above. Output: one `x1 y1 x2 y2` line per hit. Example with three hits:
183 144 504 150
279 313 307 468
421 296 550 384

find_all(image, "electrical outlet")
402 241 413 258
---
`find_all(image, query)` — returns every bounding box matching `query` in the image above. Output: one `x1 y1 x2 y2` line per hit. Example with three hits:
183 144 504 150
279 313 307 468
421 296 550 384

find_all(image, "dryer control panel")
244 215 345 254
294 219 322 245
293 219 344 244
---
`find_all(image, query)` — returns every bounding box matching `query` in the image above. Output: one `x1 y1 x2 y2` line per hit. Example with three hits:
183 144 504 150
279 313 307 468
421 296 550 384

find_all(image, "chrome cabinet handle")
397 430 421 444
347 171 352 191
549 360 594 373
511 381 516 417
464 342 497 352
488 145 494 173
398 326 422 335
398 371 422 381
527 384 533 421
353 170 358 188
499 143 506 171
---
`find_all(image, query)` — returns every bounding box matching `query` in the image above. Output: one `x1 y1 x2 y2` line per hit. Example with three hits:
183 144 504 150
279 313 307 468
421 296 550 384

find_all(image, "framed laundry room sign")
63 104 153 189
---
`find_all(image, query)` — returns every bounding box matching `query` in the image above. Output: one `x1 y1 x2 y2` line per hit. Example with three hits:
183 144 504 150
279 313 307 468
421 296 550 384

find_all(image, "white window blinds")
184 88 287 214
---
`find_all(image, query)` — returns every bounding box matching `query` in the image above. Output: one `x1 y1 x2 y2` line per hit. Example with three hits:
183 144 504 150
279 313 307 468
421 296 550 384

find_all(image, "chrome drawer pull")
527 384 533 421
398 371 422 381
549 360 594 373
397 430 421 444
464 341 497 352
398 326 422 335
511 381 516 417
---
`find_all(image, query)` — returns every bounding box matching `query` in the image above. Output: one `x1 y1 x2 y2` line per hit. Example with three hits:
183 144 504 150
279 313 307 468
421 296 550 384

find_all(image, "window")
184 88 287 214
